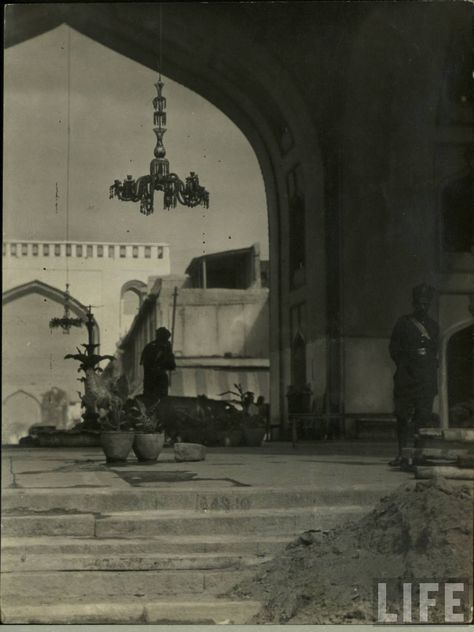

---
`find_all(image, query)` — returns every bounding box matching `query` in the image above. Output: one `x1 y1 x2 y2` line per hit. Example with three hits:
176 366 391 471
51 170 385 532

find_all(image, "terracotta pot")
100 431 134 463
243 427 266 447
133 432 165 462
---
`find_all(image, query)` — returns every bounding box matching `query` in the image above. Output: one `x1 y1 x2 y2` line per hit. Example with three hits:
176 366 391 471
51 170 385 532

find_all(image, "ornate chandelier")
110 73 209 215
49 283 83 334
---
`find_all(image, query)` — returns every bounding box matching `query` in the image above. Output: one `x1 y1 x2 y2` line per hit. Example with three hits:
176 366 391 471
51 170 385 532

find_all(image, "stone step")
1 534 292 556
1 483 389 514
2 505 364 538
1 513 96 537
0 568 253 600
0 597 262 624
1 551 271 572
95 505 364 538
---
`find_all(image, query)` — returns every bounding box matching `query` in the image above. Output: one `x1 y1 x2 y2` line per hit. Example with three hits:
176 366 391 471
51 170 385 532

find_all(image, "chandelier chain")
159 3 163 77
65 26 72 284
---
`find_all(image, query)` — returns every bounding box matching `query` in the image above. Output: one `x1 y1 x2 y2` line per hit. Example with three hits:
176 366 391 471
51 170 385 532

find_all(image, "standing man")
389 284 439 466
140 327 176 402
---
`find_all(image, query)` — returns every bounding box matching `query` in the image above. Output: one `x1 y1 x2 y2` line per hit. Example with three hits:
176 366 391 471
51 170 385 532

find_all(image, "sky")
3 25 269 274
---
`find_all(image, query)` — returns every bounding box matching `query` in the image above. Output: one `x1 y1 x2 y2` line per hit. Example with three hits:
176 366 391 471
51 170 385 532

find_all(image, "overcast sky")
3 25 269 273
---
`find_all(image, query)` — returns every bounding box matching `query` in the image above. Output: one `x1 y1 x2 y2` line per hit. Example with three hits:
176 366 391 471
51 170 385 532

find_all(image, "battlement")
2 240 169 262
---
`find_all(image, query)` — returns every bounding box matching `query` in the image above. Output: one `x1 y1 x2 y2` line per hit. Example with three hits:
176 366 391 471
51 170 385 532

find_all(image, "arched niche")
120 280 147 334
2 389 41 444
291 331 307 388
438 317 474 428
2 281 100 437
2 279 100 344
120 280 147 300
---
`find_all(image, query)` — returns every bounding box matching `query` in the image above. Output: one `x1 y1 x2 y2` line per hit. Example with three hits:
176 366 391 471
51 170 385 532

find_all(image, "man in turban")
140 327 176 402
389 284 439 466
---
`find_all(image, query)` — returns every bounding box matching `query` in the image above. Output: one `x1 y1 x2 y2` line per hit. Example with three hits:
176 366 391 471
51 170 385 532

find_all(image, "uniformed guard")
389 284 439 466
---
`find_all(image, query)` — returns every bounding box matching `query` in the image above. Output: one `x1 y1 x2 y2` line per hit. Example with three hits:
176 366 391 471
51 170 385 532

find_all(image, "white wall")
3 240 170 354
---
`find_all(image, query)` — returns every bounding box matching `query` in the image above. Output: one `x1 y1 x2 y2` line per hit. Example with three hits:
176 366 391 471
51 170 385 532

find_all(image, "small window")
157 246 164 259
76 245 82 257
43 244 50 256
66 244 72 257
108 245 115 258
11 243 17 256
55 244 61 256
32 244 38 256
144 246 151 258
87 245 93 257
21 243 28 256
2 243 6 256
120 246 126 258
97 245 103 257
132 246 138 258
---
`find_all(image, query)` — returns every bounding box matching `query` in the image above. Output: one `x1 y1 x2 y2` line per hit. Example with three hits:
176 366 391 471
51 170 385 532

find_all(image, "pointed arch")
3 388 41 407
2 279 100 345
2 389 42 444
120 280 148 300
439 317 474 428
291 330 307 388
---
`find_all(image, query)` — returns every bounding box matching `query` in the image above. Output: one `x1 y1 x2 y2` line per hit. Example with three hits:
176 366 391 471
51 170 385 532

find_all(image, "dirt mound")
230 479 473 624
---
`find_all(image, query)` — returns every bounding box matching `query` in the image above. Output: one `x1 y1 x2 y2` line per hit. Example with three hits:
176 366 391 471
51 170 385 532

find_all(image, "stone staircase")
1 484 387 624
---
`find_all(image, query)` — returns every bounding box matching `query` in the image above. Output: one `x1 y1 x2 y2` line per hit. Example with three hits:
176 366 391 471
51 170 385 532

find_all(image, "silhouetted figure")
257 395 271 439
140 327 176 401
389 284 439 466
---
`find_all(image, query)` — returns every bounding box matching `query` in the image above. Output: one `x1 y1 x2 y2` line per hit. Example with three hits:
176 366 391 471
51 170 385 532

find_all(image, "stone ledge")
0 598 261 625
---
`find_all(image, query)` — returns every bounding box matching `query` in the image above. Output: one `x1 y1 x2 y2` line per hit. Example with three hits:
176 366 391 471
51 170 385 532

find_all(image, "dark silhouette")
389 284 439 466
140 327 176 401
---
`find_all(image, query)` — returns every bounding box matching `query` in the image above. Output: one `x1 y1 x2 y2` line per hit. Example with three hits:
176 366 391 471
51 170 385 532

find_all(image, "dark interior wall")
340 4 470 336
216 2 469 337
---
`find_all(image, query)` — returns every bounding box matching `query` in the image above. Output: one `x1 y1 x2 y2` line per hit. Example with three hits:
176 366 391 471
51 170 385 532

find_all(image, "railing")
3 240 168 260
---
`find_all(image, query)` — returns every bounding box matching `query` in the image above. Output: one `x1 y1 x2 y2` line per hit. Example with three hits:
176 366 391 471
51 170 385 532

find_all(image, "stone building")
3 239 170 351
120 245 270 401
5 2 473 435
2 239 170 440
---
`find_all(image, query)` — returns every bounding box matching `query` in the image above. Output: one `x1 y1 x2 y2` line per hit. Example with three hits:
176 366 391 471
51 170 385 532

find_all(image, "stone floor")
2 441 407 492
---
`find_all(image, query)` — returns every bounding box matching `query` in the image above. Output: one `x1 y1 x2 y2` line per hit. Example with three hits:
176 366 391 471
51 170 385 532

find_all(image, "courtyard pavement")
2 441 409 492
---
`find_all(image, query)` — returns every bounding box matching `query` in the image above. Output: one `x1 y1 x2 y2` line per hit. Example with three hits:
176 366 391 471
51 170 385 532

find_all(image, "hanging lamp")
110 70 209 215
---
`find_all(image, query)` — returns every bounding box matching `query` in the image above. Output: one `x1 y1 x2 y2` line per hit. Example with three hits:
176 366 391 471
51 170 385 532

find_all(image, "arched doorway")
2 280 99 441
2 390 41 444
291 332 307 389
120 281 146 335
447 323 473 426
439 318 474 428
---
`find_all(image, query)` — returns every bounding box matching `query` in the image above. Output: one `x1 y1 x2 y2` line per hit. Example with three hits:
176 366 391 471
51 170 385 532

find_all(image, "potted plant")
215 408 244 446
286 383 313 414
217 384 259 447
97 397 135 463
171 396 220 445
131 398 165 462
241 393 266 447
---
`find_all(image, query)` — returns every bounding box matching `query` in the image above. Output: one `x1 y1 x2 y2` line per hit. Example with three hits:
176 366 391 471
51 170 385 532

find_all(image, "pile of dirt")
229 478 473 624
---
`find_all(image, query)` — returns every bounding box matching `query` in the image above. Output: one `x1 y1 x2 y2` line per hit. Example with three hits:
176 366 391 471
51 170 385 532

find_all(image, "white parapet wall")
3 239 171 355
